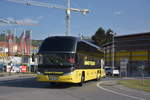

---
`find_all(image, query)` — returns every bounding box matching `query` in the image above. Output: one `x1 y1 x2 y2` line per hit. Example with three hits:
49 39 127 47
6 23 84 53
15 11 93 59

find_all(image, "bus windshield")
38 53 76 67
39 37 77 53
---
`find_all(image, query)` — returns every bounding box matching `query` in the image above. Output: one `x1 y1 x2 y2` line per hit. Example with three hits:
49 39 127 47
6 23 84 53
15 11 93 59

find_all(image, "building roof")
102 32 150 47
0 41 18 48
116 32 150 38
0 41 8 47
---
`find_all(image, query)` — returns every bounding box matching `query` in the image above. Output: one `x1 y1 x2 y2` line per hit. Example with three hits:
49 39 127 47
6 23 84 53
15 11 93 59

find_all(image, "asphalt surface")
0 75 150 100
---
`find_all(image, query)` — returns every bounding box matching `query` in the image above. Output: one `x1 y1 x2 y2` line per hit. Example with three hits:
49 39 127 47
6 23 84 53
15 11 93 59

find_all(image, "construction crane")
8 0 89 36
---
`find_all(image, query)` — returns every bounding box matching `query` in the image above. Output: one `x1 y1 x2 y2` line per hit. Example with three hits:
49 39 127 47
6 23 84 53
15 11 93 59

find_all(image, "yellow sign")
84 61 96 65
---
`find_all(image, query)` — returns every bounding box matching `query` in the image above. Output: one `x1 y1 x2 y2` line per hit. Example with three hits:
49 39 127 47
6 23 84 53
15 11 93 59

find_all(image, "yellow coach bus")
37 36 105 86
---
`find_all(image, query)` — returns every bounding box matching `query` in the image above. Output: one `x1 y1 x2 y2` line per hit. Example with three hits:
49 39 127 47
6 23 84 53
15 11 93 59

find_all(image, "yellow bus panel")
37 69 104 83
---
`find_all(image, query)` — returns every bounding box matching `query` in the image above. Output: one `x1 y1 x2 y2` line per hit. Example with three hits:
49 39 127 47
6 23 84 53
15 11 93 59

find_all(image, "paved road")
0 76 149 100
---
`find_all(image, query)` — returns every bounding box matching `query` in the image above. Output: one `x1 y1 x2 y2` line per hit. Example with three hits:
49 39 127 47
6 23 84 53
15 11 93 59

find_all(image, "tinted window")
77 41 95 53
39 37 77 52
38 53 75 67
77 41 103 58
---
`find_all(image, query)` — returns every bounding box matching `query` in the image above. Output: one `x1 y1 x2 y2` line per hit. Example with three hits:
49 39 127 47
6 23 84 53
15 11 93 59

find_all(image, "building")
0 42 9 60
103 32 150 77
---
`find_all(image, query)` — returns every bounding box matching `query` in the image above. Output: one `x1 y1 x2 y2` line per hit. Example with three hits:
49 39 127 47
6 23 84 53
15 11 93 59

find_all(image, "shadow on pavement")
0 77 81 89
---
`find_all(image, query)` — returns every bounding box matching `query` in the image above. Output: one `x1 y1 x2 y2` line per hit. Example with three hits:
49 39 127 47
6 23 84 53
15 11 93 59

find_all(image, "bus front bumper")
36 74 79 83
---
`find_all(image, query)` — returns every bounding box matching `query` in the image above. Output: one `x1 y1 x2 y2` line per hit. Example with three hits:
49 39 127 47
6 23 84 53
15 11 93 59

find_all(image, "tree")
92 27 114 46
92 27 105 46
0 33 6 41
32 40 43 47
105 28 114 43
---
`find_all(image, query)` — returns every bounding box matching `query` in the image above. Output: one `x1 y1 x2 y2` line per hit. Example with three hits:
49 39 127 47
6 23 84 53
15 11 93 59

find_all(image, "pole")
66 0 71 36
141 64 144 86
104 47 106 67
112 33 115 76
14 28 16 56
14 28 16 44
29 30 32 73
30 30 32 56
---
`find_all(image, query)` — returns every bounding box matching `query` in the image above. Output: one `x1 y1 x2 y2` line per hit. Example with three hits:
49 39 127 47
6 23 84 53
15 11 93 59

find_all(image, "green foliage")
32 40 43 47
0 33 20 42
0 34 6 41
0 33 42 47
92 27 115 46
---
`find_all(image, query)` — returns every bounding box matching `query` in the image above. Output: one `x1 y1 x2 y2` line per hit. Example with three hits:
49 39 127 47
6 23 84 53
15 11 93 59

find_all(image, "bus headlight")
63 72 74 76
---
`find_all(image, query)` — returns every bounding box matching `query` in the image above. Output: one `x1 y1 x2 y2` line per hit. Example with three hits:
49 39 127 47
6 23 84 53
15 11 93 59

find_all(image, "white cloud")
0 17 39 26
113 11 122 15
36 16 44 20
17 18 39 25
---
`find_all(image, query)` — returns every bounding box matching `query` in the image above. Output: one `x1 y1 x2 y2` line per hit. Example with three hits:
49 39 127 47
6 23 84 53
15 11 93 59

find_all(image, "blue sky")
0 0 150 40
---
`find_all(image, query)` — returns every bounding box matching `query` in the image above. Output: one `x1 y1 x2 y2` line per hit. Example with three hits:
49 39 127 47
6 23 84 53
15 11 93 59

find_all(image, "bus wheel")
79 74 85 86
96 72 101 81
96 75 101 81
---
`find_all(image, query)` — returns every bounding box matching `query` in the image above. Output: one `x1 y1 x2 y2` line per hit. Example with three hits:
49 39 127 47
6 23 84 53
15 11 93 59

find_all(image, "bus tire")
79 73 85 86
96 71 101 81
96 75 100 81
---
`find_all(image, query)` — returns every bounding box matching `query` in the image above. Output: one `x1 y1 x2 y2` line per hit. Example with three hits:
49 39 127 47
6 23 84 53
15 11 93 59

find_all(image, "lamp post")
112 33 116 76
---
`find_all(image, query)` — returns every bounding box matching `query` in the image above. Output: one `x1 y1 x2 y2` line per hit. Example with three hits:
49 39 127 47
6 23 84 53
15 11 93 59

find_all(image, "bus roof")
39 36 103 55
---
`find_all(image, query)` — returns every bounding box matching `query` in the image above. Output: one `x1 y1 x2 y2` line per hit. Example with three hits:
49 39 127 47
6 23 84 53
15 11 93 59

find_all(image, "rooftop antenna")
8 0 89 36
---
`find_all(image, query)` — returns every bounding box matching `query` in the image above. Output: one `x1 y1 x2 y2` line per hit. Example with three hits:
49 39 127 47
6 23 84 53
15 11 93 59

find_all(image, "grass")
118 79 150 92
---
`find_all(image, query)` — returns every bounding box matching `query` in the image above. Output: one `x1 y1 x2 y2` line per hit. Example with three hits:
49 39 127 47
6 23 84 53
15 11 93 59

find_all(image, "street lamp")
111 32 116 76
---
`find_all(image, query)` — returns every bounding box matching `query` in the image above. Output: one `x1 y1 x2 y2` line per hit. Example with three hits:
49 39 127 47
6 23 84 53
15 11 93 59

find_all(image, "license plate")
49 75 58 80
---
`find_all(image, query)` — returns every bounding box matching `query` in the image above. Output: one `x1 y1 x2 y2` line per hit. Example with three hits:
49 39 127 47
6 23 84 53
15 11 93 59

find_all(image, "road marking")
97 82 146 100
